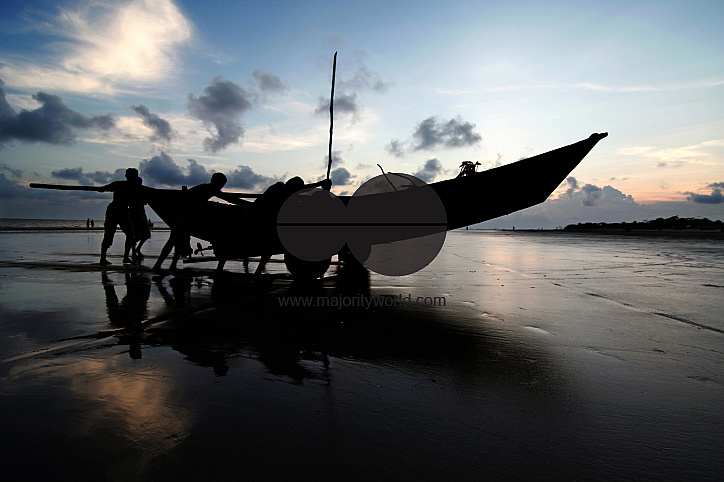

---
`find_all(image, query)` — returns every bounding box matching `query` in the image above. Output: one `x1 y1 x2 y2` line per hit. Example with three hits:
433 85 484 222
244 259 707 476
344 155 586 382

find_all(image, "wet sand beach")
0 228 722 480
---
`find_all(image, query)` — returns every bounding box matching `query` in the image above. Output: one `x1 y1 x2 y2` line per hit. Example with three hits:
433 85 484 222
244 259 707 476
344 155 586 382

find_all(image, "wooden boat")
31 132 607 278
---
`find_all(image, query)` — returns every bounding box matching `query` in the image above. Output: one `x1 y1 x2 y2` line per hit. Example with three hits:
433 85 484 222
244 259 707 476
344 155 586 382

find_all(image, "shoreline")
469 227 724 239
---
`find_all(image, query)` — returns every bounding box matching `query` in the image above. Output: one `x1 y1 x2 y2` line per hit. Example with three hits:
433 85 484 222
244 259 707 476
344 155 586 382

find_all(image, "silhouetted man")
99 168 139 264
153 173 228 270
252 176 332 274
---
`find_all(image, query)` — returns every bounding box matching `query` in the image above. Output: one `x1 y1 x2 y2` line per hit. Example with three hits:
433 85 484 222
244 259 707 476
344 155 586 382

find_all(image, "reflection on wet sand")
3 265 573 479
93 266 564 395
3 228 722 479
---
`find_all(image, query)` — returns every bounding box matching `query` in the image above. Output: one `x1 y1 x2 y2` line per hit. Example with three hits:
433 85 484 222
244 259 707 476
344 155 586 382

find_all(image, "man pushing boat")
98 168 141 265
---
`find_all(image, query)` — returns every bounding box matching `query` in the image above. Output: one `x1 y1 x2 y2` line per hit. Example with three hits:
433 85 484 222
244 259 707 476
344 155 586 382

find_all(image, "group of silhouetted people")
98 168 151 265
99 168 331 273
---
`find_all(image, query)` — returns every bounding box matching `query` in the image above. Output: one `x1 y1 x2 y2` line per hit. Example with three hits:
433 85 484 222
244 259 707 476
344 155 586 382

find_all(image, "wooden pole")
326 52 337 184
29 183 104 191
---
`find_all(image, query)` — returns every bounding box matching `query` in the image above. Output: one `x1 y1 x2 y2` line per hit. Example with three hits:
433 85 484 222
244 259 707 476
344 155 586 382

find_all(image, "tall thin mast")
325 52 337 184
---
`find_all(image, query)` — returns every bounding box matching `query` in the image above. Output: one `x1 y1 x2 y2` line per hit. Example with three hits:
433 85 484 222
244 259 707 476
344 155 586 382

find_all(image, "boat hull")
144 133 608 259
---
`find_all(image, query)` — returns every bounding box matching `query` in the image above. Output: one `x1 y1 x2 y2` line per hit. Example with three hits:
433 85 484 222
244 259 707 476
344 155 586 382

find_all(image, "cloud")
0 81 115 145
708 182 724 189
338 65 393 94
565 176 578 197
0 0 193 95
251 69 289 94
315 93 359 117
686 188 724 205
412 116 482 151
225 165 278 190
314 55 392 119
580 184 603 206
385 139 405 158
330 167 354 186
413 158 444 183
0 163 22 178
51 167 121 185
0 173 109 203
137 151 276 190
139 152 210 187
388 116 482 156
131 105 174 142
187 76 255 153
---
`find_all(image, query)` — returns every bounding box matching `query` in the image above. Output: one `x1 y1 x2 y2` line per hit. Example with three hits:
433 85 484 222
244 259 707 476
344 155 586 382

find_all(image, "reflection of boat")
31 133 607 278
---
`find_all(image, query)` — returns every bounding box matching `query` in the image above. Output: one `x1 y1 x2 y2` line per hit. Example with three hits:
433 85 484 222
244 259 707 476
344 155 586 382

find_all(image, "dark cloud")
322 150 344 170
315 92 359 117
226 165 278 190
385 139 405 158
0 80 115 146
139 152 211 187
139 153 277 190
565 176 579 197
251 69 289 94
686 188 724 205
411 116 482 151
0 79 14 119
384 116 482 157
330 167 354 186
188 76 255 153
413 158 444 183
131 105 174 142
707 182 724 189
580 184 603 206
51 167 119 186
0 163 22 178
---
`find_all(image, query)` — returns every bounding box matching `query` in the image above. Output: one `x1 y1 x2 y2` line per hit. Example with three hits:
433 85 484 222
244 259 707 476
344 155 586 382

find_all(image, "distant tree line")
564 216 723 232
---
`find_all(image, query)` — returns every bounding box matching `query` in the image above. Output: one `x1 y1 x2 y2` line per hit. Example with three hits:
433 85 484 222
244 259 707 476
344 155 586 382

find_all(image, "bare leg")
255 253 271 275
169 251 181 270
100 245 111 265
134 239 147 259
123 235 134 263
153 234 176 270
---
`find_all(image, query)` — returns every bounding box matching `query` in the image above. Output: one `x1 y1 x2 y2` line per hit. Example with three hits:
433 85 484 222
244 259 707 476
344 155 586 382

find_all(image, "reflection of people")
153 173 228 270
102 271 151 359
98 168 139 264
102 272 151 327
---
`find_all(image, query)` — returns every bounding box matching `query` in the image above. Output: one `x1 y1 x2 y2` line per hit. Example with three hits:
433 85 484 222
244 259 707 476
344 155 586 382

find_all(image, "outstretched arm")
304 179 332 191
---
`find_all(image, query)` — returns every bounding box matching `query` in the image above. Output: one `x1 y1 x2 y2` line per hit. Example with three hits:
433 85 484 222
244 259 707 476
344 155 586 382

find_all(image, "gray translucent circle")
277 188 347 262
346 173 447 276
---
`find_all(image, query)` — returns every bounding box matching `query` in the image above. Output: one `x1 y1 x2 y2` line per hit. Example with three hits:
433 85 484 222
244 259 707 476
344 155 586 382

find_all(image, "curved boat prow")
433 132 608 229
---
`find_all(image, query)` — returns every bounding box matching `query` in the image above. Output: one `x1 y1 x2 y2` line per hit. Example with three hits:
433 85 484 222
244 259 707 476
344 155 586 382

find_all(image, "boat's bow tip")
590 132 608 140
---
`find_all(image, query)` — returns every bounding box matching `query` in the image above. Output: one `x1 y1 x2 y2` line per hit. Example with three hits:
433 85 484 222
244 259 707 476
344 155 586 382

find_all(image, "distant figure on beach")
86 218 90 229
91 219 94 228
129 176 151 260
153 173 228 271
98 168 139 265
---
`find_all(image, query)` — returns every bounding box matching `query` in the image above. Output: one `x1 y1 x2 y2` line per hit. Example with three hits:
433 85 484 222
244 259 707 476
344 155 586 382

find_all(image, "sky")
0 0 722 227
